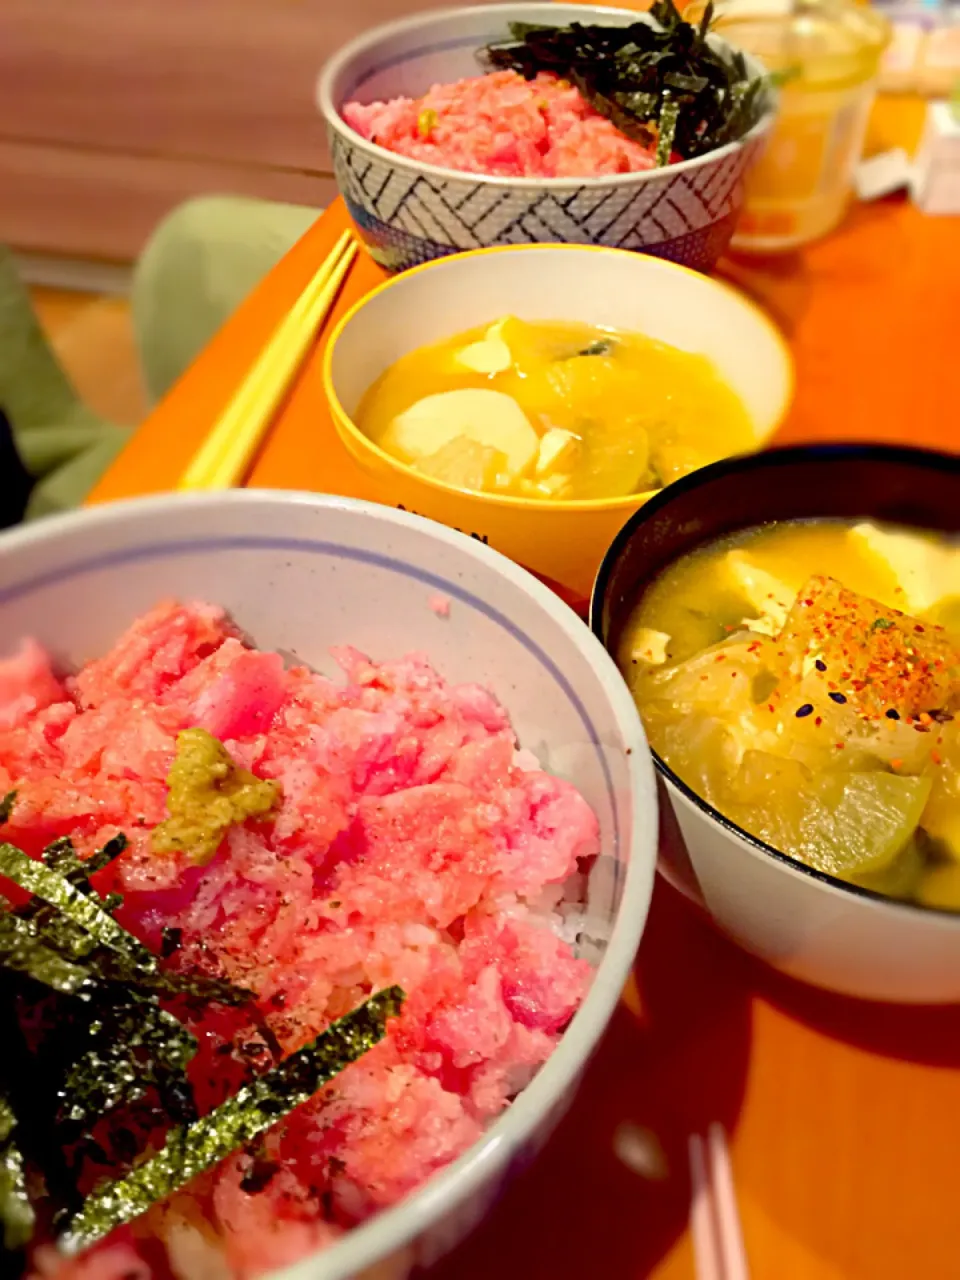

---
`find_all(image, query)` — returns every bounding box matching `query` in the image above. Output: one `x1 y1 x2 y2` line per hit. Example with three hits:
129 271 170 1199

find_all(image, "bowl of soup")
592 443 960 1003
324 243 793 606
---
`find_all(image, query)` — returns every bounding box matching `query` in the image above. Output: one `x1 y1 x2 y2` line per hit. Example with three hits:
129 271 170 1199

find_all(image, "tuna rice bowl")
339 2 772 179
0 599 603 1279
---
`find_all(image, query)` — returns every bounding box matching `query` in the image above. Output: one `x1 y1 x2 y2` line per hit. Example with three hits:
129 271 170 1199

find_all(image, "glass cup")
700 0 891 252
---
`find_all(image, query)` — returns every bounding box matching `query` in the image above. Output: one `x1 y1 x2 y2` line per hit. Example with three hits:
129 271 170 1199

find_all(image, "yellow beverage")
704 0 890 251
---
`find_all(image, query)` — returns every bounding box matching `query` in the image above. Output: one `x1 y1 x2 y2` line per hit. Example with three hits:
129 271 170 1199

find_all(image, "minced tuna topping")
342 70 661 179
0 600 597 1279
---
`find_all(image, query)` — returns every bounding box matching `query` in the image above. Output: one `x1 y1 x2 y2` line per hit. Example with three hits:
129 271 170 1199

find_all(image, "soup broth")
357 317 756 502
621 518 960 909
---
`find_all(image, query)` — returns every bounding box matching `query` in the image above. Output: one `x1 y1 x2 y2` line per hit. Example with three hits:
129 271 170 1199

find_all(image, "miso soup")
621 519 960 909
357 317 756 502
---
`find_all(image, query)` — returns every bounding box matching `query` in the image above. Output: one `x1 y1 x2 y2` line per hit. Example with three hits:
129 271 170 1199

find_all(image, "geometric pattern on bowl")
330 126 767 274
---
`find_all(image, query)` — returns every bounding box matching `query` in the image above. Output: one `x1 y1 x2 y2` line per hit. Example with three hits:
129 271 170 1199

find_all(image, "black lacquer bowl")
591 444 960 1004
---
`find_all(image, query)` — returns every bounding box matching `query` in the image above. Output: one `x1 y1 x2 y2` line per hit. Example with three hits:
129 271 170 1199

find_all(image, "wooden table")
90 98 960 1279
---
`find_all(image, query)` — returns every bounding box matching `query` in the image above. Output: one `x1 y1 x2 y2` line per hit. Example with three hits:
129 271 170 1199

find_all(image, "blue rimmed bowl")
317 3 775 275
0 490 656 1280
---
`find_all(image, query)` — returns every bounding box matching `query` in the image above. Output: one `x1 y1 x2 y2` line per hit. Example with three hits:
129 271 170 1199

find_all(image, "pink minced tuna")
0 601 598 1279
343 70 659 178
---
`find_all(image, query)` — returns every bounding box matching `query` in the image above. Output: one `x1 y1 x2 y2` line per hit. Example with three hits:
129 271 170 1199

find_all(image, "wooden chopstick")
689 1126 750 1280
178 230 358 491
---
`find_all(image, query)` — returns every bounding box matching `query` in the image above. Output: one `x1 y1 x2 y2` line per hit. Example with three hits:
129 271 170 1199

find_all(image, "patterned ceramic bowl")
317 4 775 275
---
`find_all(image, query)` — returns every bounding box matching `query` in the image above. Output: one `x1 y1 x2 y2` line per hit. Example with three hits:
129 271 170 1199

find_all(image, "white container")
914 97 960 212
0 490 657 1280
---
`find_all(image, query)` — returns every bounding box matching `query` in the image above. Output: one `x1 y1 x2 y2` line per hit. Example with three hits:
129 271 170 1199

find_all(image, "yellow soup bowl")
323 244 794 604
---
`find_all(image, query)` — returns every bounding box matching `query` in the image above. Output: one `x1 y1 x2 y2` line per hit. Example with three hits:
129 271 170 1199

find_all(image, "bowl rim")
322 242 795 515
0 488 660 1280
589 440 960 926
316 2 775 193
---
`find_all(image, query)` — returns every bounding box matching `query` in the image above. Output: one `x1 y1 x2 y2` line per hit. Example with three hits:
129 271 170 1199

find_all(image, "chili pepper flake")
781 576 960 720
931 750 943 765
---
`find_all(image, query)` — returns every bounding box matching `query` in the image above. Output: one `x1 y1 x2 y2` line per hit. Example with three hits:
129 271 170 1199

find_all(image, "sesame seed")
795 704 814 718
886 708 900 720
828 691 847 704
815 659 827 672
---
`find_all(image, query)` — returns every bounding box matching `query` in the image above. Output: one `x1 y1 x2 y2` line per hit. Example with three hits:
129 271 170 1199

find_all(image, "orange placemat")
88 106 960 1280
89 105 957 515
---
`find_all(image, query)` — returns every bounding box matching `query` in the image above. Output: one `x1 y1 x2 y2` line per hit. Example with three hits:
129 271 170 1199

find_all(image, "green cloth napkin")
132 196 318 403
1 196 319 521
0 245 131 519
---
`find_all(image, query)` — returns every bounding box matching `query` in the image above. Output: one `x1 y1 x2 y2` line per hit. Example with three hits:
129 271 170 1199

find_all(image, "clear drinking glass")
702 0 891 251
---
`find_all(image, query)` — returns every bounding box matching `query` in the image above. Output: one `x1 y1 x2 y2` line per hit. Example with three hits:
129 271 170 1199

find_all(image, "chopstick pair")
689 1124 750 1280
178 229 358 491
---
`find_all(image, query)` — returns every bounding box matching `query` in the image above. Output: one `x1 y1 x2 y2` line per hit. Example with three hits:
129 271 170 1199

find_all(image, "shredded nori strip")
577 339 616 357
2 838 251 1007
482 0 772 165
655 93 680 167
0 794 14 827
11 834 130 969
41 833 128 891
0 843 154 973
0 914 92 996
59 986 406 1252
0 1090 32 1254
0 834 253 1261
57 996 199 1139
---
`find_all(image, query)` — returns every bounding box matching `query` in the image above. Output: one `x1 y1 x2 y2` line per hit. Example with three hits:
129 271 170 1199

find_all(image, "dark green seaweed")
41 832 128 890
58 996 198 1138
577 339 616 357
0 794 15 827
0 842 154 972
0 834 251 1263
482 0 771 165
0 1090 33 1254
60 986 405 1252
0 914 92 996
0 832 397 1266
